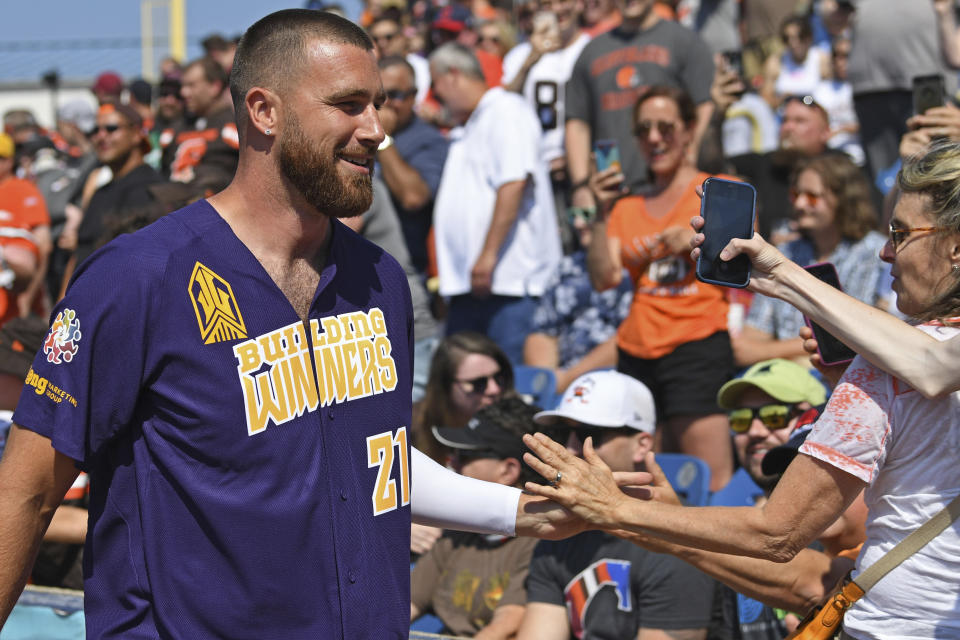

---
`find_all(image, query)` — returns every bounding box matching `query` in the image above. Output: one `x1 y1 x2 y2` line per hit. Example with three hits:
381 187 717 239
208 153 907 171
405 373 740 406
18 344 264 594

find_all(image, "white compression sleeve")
410 446 521 536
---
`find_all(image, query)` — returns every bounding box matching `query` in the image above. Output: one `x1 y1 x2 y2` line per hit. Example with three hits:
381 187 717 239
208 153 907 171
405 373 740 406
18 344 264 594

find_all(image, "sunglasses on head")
456 371 507 395
728 403 797 434
385 88 416 101
634 119 676 139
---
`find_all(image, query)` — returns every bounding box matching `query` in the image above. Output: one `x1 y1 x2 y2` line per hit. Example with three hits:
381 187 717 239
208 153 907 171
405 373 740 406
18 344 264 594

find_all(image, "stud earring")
953 264 960 274
264 129 272 135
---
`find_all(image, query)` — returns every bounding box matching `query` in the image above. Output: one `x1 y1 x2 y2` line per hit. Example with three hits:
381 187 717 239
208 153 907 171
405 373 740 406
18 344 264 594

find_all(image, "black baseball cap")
760 405 823 476
432 414 527 460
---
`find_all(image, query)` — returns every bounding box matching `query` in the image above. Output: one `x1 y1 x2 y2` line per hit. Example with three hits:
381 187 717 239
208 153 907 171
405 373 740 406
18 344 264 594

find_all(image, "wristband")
570 179 590 191
378 134 394 151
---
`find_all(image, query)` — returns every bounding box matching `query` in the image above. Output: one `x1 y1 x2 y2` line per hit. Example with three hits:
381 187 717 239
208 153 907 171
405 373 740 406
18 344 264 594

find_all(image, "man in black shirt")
67 104 163 278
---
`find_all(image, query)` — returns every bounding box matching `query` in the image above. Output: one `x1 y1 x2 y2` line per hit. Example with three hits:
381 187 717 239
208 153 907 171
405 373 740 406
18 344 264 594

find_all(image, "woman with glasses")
734 153 892 367
586 85 738 491
413 331 515 464
527 141 960 639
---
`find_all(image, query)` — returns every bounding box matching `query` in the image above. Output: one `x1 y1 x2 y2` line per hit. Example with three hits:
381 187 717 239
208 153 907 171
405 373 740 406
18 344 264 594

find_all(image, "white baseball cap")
533 370 656 434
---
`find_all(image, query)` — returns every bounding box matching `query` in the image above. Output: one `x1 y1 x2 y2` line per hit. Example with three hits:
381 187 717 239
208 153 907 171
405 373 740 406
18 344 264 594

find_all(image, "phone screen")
696 178 756 288
594 139 621 173
913 74 945 116
803 263 856 366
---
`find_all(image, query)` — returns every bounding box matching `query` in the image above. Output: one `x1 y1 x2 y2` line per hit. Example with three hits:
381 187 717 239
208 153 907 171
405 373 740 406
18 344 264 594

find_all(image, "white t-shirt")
813 79 865 166
434 87 561 297
501 33 591 163
774 46 826 99
722 92 778 156
800 322 960 640
407 53 431 105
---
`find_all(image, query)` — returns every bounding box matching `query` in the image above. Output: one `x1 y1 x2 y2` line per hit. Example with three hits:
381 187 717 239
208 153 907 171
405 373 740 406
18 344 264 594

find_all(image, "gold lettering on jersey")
233 308 398 436
189 262 248 344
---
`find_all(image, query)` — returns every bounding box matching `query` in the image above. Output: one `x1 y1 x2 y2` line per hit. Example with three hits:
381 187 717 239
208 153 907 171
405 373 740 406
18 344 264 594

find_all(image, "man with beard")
0 10 579 639
604 359 868 640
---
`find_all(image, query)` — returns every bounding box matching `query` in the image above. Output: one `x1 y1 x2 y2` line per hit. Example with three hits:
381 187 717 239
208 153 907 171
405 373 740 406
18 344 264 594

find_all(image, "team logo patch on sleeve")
189 262 248 344
43 309 81 364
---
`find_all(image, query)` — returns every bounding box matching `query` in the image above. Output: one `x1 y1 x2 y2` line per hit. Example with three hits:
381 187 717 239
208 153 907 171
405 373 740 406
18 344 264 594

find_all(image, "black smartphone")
721 50 747 98
594 139 621 173
913 74 945 116
695 177 756 288
802 263 856 366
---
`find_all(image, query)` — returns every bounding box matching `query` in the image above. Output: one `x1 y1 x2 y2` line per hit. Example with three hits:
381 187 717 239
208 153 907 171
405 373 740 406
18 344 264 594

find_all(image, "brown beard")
278 107 373 218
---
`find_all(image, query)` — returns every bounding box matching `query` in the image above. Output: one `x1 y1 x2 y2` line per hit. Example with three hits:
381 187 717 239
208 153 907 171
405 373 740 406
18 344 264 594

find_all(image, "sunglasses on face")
456 371 507 395
728 403 797 434
372 31 400 43
551 425 636 444
887 221 942 252
634 120 676 139
385 88 416 101
789 188 825 207
89 123 125 136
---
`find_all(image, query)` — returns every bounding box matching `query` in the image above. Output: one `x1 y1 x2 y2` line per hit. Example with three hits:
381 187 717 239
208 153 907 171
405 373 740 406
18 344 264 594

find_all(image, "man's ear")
632 431 653 464
500 457 521 487
245 87 280 137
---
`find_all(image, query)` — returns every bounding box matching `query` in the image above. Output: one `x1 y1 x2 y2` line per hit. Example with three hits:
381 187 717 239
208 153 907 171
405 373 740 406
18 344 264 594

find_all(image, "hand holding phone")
695 177 757 288
802 263 856 366
913 74 945 116
593 139 621 173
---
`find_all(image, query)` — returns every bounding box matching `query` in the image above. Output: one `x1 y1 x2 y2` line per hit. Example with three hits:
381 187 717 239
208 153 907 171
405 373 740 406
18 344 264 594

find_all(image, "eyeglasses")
728 403 797 433
634 120 676 139
456 371 507 395
789 188 825 207
385 88 416 101
888 222 942 251
478 34 501 44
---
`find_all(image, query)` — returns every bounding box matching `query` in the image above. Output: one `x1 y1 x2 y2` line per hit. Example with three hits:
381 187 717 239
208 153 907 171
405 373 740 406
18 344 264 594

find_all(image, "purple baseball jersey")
14 200 415 638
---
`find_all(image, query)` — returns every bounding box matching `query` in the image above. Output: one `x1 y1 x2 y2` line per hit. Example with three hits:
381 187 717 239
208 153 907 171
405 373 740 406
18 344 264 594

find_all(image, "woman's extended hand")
689 214 790 299
522 432 635 530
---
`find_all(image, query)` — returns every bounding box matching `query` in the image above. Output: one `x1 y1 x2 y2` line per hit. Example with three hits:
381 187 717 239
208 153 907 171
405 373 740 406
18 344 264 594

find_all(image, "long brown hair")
413 331 514 461
791 154 879 242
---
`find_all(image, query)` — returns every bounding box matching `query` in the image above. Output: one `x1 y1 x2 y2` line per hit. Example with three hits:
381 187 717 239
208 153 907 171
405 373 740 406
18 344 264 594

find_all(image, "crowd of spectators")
2 0 960 638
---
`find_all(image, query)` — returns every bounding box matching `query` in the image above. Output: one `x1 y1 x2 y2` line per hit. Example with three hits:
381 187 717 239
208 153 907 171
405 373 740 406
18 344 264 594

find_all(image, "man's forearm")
0 493 55 626
378 146 432 211
480 179 526 259
565 118 592 186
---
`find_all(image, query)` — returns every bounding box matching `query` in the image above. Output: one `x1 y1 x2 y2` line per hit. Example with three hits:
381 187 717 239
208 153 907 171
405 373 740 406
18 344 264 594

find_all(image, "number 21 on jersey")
367 427 410 516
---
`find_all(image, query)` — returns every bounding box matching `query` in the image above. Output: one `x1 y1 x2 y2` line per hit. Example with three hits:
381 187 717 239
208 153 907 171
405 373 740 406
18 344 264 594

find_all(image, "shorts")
617 331 734 420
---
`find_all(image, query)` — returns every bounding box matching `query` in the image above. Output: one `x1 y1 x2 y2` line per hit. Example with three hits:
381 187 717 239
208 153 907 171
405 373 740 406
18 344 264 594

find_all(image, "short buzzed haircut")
428 42 484 81
230 9 373 134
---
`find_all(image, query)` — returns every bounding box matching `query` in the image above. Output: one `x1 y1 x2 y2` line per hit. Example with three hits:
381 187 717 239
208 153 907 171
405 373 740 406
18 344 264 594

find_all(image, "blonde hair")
898 140 960 323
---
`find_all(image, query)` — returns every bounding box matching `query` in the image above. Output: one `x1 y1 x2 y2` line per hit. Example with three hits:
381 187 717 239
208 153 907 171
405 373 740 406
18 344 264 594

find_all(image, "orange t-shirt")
607 171 733 359
0 176 48 327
